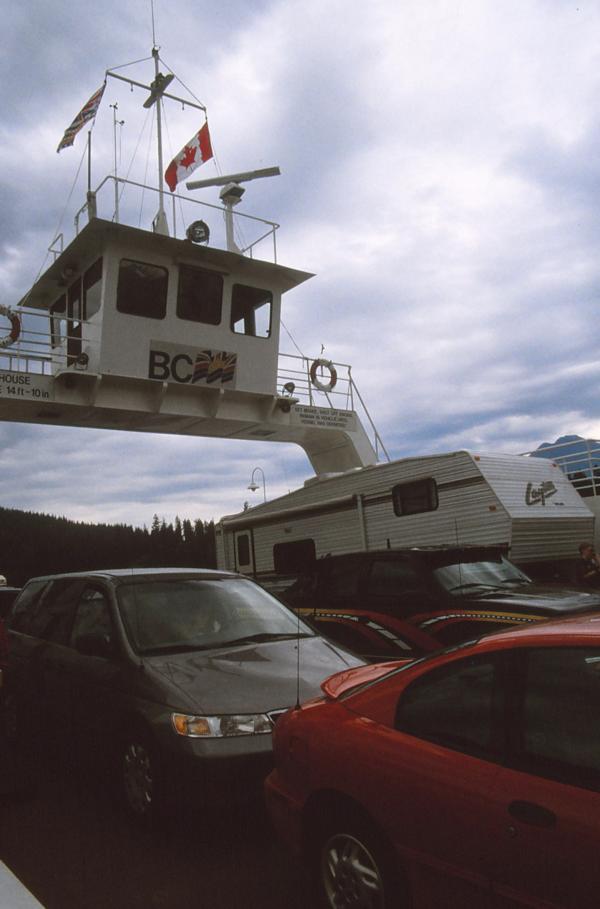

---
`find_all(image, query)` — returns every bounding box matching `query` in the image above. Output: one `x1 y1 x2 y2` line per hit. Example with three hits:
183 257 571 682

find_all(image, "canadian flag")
164 122 213 192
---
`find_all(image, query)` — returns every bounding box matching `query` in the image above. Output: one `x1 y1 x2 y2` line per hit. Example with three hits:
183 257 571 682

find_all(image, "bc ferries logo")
525 480 557 506
149 342 237 386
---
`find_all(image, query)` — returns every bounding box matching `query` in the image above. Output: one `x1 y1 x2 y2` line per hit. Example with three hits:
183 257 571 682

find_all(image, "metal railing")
1 312 391 465
72 175 280 262
0 308 99 375
277 353 390 463
523 437 600 498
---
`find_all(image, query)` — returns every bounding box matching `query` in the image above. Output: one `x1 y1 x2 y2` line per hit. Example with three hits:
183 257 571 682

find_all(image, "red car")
266 613 600 908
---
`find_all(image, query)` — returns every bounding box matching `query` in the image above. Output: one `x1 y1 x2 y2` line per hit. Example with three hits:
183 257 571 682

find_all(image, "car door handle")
508 800 557 829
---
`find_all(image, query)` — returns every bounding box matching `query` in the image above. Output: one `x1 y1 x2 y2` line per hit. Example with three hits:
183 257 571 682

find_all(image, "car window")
0 589 20 620
117 577 315 654
367 559 424 597
310 614 420 659
31 579 85 644
70 587 114 651
10 579 82 643
9 581 49 632
513 647 600 789
395 654 503 760
322 560 362 599
433 557 530 594
423 617 530 647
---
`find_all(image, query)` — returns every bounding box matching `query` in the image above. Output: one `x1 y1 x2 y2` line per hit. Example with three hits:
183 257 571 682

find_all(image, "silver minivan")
4 568 362 820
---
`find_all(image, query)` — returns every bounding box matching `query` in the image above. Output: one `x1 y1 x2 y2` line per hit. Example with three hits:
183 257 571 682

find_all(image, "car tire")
120 731 163 823
314 809 406 909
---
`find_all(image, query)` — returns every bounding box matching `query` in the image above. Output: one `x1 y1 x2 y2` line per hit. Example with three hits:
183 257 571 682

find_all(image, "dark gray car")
3 568 362 820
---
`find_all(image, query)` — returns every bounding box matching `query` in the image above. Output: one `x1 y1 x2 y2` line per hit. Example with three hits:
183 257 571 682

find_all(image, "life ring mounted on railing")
0 305 20 349
310 358 338 392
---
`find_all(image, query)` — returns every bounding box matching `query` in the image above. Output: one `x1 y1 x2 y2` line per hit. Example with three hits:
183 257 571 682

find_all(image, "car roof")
315 545 507 563
473 610 600 649
25 567 241 584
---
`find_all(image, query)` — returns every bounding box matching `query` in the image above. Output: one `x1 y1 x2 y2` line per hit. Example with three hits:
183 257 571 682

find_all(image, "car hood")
142 636 363 715
460 584 600 614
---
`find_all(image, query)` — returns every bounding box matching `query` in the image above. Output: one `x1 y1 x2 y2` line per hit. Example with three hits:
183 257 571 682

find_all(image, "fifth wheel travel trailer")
216 448 596 582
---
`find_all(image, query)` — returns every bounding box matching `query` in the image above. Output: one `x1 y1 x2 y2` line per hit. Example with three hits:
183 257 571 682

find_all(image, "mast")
104 50 205 236
151 46 169 235
110 103 124 223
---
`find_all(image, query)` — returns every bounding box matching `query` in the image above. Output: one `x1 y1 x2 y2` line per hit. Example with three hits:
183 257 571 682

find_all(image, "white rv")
216 449 594 580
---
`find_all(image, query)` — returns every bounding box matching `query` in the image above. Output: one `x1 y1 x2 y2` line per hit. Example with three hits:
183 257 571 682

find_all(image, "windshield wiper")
448 582 502 593
139 642 219 656
217 632 315 647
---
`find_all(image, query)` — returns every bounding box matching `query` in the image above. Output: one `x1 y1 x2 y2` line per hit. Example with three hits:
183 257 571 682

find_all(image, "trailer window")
231 284 272 338
176 264 223 325
273 539 316 574
393 478 438 516
237 534 251 567
117 259 168 319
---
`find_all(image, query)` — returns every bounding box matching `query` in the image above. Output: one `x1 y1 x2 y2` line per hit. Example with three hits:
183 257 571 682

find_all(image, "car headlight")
171 712 273 738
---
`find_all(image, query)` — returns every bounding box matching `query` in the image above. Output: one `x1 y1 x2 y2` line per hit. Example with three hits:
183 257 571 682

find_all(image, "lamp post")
248 466 267 503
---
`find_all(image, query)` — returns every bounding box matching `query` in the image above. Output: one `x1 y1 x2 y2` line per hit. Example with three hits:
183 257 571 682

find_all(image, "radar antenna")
187 167 280 253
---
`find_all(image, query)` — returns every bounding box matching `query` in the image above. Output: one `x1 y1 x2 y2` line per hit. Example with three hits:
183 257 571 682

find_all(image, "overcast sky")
1 0 600 529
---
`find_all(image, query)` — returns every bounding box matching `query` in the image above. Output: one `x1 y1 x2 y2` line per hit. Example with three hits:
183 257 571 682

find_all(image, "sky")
1 0 600 529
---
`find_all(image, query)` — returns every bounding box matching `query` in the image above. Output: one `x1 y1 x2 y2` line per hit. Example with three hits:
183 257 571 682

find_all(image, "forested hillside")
0 508 216 586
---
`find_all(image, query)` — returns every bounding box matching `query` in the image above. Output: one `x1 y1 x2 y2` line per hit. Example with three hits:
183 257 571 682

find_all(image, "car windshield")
433 557 531 594
117 577 315 655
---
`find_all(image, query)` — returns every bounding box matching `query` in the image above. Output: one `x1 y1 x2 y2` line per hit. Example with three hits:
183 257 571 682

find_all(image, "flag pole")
85 130 97 221
87 130 92 193
110 102 124 223
153 46 168 235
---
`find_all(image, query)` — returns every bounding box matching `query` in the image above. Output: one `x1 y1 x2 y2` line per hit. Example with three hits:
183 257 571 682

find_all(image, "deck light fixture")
248 467 267 503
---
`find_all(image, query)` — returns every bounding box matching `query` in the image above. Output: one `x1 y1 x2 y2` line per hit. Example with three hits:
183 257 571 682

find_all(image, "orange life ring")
310 358 337 392
0 305 20 349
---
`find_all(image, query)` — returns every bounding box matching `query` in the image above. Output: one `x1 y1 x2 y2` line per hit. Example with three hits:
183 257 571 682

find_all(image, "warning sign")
292 405 356 430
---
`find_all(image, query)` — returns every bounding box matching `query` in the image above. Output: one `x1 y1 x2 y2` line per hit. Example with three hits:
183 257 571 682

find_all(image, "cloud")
2 0 600 531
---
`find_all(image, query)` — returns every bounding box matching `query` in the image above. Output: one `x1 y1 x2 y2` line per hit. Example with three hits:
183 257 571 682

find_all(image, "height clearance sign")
148 342 237 387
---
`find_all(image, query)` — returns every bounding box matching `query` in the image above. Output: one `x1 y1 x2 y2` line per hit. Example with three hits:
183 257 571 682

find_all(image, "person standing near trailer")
576 542 600 587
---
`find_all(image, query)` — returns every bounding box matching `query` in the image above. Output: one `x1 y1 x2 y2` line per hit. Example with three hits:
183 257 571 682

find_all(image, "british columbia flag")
57 82 106 153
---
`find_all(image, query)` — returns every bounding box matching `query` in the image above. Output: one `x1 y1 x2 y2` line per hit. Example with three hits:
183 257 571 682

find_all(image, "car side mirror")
75 632 113 658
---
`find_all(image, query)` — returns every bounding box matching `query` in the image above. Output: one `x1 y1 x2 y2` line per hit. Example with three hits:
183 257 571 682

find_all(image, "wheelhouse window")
392 478 438 516
231 284 272 338
50 295 66 348
83 258 103 319
116 259 168 319
176 264 223 325
67 278 83 365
